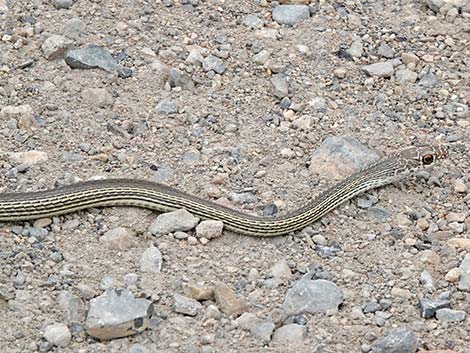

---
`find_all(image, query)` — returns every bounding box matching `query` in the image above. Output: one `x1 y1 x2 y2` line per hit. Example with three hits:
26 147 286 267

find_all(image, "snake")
0 145 447 237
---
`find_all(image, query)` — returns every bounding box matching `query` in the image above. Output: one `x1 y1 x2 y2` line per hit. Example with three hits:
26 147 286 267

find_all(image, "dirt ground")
0 0 469 353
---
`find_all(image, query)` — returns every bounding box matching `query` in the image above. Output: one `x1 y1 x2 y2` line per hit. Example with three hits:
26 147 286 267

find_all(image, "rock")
58 291 82 324
42 35 72 60
155 99 177 115
253 50 271 65
362 62 394 78
419 298 450 319
309 136 379 179
206 305 221 320
309 96 327 111
85 289 153 340
418 73 439 88
272 323 307 344
348 39 363 58
214 282 249 317
250 320 275 343
242 15 264 29
183 283 214 301
202 55 226 74
448 238 470 250
148 209 199 235
236 312 260 331
444 268 461 283
7 150 48 166
195 220 224 239
272 5 310 26
100 227 135 250
140 245 163 273
371 327 418 353
63 18 86 39
54 0 73 9
81 88 114 108
453 179 467 193
435 308 466 323
271 73 289 98
283 279 343 315
65 46 118 72
43 323 71 348
0 104 34 129
457 254 470 291
129 343 150 353
173 293 202 316
446 212 466 223
426 0 446 12
269 258 292 278
395 68 418 83
186 47 205 66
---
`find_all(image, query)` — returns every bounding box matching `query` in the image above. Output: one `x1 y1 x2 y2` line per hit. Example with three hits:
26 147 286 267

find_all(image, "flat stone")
100 227 135 250
250 320 275 343
173 293 202 316
140 245 163 273
195 220 224 239
65 46 118 72
362 62 394 78
435 308 466 323
371 327 418 353
272 5 310 26
214 282 248 317
85 289 153 340
42 35 72 60
419 298 450 319
43 323 71 348
457 254 470 291
236 312 261 331
271 73 289 98
272 323 307 344
309 136 379 180
148 209 199 235
283 279 343 315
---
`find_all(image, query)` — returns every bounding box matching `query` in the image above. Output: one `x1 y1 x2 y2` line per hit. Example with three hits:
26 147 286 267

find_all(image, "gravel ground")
0 1 469 353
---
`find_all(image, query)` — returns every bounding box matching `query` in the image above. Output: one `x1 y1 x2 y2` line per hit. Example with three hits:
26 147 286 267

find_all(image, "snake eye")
422 154 434 165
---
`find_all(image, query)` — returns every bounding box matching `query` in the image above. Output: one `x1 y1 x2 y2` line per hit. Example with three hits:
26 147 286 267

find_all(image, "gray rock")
202 55 226 74
54 0 73 9
43 323 71 348
272 323 307 344
42 35 73 60
272 5 310 26
242 15 264 29
168 68 194 90
426 0 446 12
367 207 392 221
253 50 271 65
236 313 261 331
419 297 450 319
271 73 289 99
148 209 200 235
435 308 466 323
65 46 118 72
250 320 275 343
129 343 150 353
152 166 176 183
371 327 418 353
58 291 82 324
377 43 395 58
309 136 379 179
418 73 439 88
140 245 163 273
458 254 470 291
63 18 86 39
348 39 363 58
362 62 394 78
309 96 327 111
195 220 224 239
85 289 153 340
357 195 378 209
174 293 202 316
155 100 177 115
283 279 343 315
395 68 417 83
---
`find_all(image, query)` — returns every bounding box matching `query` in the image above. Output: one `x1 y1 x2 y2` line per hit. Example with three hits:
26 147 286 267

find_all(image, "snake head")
396 144 448 168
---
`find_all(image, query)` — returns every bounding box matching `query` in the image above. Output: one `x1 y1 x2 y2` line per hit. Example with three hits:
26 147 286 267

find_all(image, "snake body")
0 145 447 236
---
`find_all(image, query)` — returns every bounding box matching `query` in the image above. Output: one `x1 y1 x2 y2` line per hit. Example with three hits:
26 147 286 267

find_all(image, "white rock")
272 323 306 344
149 209 200 235
195 220 224 239
269 258 292 278
43 323 71 348
100 227 135 250
7 150 48 165
140 245 163 273
362 62 394 78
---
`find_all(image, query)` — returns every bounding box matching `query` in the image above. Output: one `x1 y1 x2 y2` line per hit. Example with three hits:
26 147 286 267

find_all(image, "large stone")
250 320 275 343
85 289 153 340
195 220 224 239
214 282 248 317
148 209 199 235
371 327 418 353
309 136 379 179
283 279 343 315
65 45 118 72
435 308 466 323
362 62 394 78
419 298 450 319
202 55 226 74
272 323 307 344
272 5 310 26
